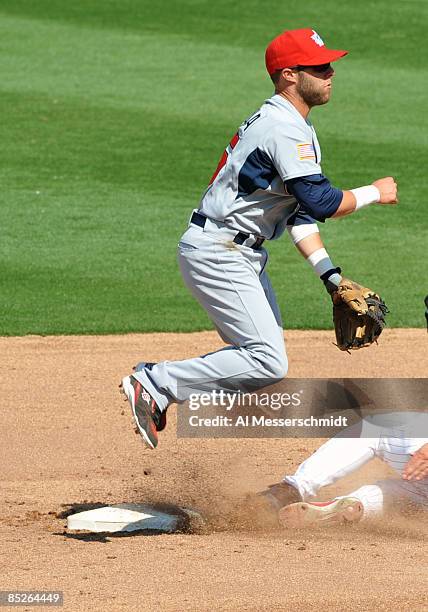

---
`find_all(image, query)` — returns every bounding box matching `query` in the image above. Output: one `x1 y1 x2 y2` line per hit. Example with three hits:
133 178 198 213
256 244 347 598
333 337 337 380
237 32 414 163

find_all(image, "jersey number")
208 113 261 185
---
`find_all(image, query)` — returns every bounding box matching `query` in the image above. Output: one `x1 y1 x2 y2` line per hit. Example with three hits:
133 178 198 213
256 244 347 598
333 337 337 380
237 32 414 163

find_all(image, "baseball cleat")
278 496 364 528
120 375 160 449
130 362 167 432
259 481 302 511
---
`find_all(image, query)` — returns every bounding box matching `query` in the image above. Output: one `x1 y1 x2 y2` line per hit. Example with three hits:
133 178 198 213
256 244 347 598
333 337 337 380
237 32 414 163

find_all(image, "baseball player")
121 28 398 450
271 416 428 527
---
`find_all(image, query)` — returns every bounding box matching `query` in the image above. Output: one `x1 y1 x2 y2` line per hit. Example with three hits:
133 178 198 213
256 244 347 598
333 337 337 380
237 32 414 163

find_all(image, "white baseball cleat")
278 496 364 528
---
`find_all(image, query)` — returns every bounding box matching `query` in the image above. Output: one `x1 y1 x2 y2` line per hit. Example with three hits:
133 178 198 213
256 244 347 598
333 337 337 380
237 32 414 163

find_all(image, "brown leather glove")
332 278 389 351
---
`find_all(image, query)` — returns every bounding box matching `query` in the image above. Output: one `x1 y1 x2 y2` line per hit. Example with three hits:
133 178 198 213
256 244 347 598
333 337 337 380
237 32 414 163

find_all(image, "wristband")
320 267 342 294
307 248 335 277
306 248 343 295
350 185 380 210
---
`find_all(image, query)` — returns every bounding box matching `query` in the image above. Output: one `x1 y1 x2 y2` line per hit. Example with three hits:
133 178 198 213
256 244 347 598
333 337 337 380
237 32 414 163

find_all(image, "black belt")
190 212 265 250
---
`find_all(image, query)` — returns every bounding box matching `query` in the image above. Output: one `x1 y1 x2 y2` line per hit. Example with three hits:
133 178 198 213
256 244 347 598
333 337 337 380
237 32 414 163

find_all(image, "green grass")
0 0 426 334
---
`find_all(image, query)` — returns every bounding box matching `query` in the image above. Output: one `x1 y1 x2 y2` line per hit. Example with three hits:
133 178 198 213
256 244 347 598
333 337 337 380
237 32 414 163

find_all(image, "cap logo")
311 30 324 47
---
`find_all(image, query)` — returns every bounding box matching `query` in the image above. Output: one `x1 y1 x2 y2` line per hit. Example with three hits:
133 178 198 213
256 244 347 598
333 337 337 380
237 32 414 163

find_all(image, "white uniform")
285 415 428 517
133 95 324 410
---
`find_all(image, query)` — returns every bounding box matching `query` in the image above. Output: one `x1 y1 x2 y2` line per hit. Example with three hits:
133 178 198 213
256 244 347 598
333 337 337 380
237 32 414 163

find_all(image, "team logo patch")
297 143 316 160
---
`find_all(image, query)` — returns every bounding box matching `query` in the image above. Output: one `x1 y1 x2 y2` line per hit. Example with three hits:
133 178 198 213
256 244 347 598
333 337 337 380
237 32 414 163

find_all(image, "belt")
190 212 265 250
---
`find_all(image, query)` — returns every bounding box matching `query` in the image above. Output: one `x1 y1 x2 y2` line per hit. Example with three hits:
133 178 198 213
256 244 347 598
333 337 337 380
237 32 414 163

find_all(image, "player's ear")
281 67 299 83
272 68 297 90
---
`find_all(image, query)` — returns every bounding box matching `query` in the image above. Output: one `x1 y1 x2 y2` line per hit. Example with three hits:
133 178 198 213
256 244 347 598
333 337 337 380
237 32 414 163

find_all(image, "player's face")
295 64 335 107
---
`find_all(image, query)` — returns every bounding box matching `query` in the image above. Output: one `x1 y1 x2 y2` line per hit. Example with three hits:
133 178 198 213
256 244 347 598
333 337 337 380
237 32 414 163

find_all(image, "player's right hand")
402 443 428 481
372 177 398 205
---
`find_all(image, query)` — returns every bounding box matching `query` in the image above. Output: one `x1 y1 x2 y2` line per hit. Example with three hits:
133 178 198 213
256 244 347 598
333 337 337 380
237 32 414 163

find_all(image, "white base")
67 504 203 534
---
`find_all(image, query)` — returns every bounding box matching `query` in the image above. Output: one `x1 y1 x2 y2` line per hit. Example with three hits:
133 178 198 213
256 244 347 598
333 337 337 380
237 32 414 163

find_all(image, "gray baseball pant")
132 220 288 410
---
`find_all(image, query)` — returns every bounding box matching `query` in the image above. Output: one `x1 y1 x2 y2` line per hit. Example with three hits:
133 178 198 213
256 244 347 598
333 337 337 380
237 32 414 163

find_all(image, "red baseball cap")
265 28 348 75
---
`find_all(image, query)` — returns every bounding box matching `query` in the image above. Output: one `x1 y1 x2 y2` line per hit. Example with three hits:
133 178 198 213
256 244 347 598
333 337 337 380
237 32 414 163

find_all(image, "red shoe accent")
135 381 143 401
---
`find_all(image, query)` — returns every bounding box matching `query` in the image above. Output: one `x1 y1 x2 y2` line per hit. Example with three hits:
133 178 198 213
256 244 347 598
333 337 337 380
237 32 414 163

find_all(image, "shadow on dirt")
54 529 166 543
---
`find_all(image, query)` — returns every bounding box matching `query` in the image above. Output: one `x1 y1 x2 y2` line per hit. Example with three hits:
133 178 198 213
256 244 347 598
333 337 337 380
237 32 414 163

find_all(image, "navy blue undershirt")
285 174 342 222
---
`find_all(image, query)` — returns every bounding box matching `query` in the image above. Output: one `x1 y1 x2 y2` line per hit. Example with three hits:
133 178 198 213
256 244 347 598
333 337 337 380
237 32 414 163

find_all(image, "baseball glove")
331 278 389 351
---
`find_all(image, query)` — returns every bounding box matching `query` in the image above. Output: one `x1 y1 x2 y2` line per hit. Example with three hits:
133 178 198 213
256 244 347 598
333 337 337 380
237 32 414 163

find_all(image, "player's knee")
266 353 288 379
249 345 288 380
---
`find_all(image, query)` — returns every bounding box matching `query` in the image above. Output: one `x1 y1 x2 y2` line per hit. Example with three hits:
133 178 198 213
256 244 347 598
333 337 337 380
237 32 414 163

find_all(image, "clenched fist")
372 176 398 205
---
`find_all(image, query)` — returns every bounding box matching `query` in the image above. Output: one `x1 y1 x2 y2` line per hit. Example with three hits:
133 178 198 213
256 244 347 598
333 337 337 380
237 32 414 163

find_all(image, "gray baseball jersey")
132 95 324 414
199 94 322 239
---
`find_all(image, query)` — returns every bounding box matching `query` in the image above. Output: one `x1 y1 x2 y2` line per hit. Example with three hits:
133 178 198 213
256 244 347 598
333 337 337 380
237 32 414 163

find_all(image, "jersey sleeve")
266 122 322 182
285 174 342 221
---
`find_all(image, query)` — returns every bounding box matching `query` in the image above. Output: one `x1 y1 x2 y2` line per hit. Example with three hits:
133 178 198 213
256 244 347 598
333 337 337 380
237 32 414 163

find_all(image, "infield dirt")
1 330 427 611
